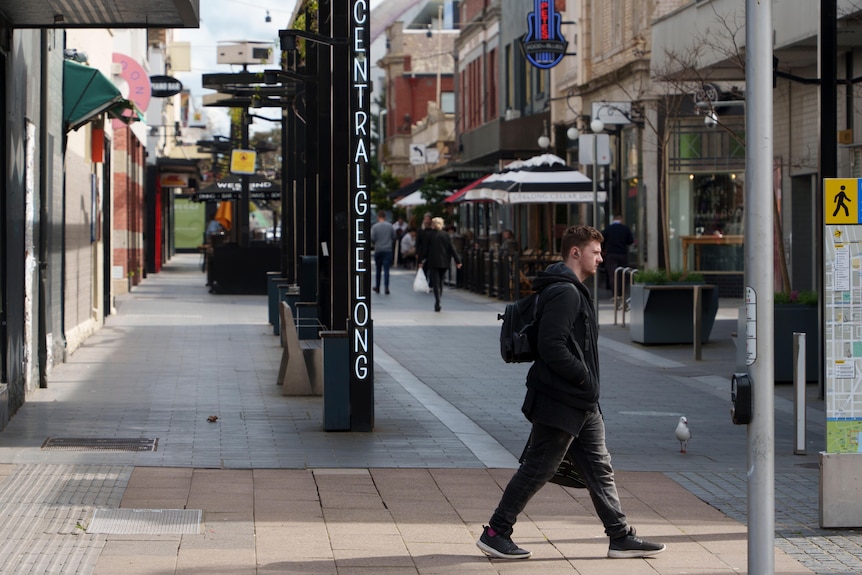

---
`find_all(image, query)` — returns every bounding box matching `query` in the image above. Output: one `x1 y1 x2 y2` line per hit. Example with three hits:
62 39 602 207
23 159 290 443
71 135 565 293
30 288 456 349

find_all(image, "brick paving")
0 253 854 573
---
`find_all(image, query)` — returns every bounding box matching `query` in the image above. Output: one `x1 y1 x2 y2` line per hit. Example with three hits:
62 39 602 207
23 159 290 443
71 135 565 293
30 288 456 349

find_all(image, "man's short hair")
377 211 386 219
561 225 603 256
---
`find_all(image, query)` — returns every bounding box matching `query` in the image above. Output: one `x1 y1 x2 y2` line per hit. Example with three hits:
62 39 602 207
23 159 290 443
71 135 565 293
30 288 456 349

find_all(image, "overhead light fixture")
265 10 271 23
63 48 89 63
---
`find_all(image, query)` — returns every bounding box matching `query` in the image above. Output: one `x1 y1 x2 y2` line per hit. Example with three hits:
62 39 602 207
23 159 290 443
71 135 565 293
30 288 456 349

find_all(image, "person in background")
416 212 435 281
499 229 518 258
600 214 634 291
419 217 462 312
476 225 665 561
393 215 408 237
400 228 417 269
370 211 396 295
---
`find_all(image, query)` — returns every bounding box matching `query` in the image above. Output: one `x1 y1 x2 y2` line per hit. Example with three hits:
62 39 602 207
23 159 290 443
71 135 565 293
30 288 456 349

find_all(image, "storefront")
666 115 746 295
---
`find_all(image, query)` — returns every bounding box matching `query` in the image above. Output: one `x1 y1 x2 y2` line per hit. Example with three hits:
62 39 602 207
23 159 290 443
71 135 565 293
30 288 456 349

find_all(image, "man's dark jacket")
522 262 600 436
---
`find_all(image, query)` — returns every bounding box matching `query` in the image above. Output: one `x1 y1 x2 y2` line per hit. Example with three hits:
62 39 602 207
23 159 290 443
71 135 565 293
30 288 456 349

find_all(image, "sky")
173 0 386 137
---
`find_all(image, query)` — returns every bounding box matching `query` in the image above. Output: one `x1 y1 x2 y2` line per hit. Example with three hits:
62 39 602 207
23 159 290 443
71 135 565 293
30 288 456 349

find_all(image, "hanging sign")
150 75 184 98
521 0 568 69
230 149 257 174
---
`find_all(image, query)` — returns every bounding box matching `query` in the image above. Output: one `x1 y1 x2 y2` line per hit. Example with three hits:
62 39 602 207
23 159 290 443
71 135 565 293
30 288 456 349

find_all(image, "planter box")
629 284 719 344
774 304 818 382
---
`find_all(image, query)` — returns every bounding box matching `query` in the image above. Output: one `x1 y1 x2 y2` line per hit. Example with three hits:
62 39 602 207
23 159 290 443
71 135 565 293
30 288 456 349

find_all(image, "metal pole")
794 332 807 455
621 268 631 328
435 4 443 110
592 134 599 318
693 285 702 361
745 0 775 573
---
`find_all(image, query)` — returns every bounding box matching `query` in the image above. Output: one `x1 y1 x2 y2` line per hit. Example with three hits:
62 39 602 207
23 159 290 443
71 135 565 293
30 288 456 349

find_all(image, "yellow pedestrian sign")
825 178 860 224
230 149 257 175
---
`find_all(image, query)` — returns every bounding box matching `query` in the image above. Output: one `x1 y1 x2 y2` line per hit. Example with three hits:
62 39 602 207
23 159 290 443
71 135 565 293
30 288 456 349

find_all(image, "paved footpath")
0 254 857 574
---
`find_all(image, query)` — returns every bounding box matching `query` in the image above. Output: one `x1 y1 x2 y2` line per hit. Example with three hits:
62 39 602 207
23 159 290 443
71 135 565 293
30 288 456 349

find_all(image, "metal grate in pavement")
41 438 158 452
87 509 202 534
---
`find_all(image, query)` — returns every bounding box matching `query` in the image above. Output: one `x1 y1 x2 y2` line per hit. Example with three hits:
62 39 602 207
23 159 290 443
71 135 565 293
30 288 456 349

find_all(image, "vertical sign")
521 0 568 69
824 178 862 452
350 0 374 430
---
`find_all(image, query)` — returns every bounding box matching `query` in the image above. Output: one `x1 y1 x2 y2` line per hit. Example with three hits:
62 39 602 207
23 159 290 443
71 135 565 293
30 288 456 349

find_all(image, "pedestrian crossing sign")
825 178 861 224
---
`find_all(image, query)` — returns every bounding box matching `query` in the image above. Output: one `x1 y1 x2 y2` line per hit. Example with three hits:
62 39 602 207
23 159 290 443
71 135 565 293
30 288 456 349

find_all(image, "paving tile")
0 256 833 575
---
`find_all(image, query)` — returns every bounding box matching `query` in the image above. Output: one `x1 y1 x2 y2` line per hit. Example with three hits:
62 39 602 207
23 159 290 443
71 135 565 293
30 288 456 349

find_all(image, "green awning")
63 59 127 132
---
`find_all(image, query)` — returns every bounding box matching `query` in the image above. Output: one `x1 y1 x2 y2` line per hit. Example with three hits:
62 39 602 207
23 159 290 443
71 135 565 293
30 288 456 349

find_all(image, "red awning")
444 174 492 203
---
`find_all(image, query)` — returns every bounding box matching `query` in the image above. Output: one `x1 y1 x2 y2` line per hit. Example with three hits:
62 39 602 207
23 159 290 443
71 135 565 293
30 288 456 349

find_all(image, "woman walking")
419 217 462 312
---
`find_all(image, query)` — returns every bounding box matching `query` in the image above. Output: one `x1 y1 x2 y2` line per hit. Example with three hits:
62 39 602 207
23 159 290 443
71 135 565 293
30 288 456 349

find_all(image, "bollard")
693 284 703 360
621 267 635 328
793 332 807 455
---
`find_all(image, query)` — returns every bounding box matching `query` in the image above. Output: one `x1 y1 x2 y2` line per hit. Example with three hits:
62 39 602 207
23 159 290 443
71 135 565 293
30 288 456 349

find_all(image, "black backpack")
498 291 541 363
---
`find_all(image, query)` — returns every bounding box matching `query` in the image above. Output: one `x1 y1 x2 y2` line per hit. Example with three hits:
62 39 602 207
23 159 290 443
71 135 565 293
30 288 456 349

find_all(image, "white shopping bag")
413 268 431 293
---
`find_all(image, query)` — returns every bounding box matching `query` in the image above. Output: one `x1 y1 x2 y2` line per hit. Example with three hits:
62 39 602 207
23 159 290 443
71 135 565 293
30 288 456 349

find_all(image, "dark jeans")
374 250 393 290
489 412 628 540
429 267 447 308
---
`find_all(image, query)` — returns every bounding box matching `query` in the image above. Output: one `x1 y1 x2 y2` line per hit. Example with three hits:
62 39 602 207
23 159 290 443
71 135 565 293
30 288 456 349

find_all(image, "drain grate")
88 509 202 534
41 437 158 452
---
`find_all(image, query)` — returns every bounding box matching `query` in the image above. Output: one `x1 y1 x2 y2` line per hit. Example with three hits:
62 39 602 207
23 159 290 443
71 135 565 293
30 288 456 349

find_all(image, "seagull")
675 416 691 453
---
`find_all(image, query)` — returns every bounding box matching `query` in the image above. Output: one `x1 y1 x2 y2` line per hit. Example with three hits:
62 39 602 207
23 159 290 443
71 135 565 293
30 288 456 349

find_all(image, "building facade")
0 1 198 428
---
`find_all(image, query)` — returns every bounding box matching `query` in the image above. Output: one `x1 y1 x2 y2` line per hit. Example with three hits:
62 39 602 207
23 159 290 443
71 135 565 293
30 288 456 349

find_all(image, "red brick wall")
112 127 145 294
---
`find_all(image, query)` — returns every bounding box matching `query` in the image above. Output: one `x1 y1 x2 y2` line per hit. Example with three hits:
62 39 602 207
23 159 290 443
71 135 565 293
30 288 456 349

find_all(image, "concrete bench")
277 302 323 396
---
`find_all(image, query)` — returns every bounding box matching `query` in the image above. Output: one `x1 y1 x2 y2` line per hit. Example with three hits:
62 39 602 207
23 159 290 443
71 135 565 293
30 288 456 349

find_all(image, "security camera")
704 111 718 128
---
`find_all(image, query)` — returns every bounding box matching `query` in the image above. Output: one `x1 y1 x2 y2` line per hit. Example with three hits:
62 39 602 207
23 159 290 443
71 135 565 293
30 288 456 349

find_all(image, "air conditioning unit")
216 42 275 66
505 109 521 121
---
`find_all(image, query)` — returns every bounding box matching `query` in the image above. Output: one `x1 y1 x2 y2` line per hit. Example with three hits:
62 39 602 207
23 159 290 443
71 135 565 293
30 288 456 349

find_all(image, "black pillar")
347 0 373 431
819 0 836 397
331 0 351 332
239 108 250 247
318 0 334 331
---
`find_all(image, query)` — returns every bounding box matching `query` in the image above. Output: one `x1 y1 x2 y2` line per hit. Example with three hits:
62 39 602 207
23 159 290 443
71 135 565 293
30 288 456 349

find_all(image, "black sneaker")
608 529 666 558
476 525 531 560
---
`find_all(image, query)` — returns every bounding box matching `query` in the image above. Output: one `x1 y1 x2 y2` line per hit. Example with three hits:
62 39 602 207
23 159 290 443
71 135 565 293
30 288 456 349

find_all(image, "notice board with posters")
822 178 862 527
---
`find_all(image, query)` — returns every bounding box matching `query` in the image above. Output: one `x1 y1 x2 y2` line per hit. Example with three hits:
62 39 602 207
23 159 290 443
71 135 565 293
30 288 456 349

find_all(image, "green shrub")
774 289 817 305
632 269 705 285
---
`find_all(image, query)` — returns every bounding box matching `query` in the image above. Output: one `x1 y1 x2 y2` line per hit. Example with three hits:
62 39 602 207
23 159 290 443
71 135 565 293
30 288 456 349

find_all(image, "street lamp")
435 4 443 111
538 119 551 149
591 117 604 318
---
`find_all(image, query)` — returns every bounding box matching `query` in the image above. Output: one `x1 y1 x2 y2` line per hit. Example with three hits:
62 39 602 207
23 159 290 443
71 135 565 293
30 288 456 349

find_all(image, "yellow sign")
825 178 860 224
230 149 257 175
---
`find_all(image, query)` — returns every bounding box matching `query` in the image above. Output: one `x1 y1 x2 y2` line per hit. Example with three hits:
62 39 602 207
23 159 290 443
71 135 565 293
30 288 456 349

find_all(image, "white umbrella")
462 153 603 204
395 189 452 207
394 190 427 207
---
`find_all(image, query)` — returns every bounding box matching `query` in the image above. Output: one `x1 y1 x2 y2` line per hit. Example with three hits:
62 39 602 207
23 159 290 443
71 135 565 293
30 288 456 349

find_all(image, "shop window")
668 173 744 272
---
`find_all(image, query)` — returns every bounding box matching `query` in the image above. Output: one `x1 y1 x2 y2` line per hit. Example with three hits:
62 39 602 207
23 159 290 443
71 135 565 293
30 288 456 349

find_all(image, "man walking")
477 225 665 561
370 211 396 294
601 214 634 291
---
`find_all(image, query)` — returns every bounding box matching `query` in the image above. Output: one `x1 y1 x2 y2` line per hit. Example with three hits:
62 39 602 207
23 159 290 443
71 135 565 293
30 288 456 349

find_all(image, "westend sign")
521 0 568 69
